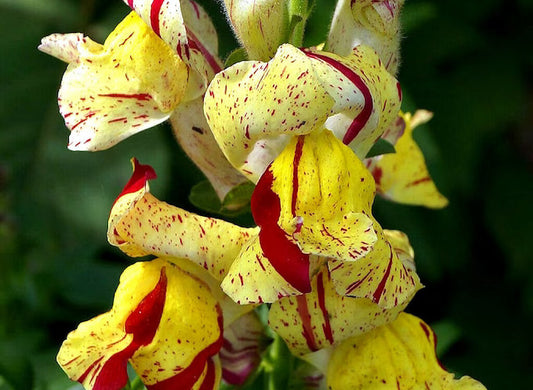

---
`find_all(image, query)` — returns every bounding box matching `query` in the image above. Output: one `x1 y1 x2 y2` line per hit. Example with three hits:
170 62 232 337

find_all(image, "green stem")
288 0 309 47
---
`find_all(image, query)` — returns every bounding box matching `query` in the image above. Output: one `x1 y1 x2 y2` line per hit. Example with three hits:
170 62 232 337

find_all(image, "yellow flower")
327 313 486 390
236 130 420 308
204 43 401 182
366 110 449 208
57 258 223 390
39 1 244 199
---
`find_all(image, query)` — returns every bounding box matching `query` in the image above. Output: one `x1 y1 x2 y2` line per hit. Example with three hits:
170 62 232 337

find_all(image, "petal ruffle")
367 110 449 208
269 267 411 356
327 313 487 390
204 43 400 182
57 258 223 390
327 0 404 75
108 159 256 281
40 12 189 151
328 229 422 309
169 98 247 200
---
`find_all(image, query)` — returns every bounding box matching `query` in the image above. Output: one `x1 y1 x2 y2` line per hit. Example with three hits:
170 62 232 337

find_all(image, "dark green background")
1 0 532 389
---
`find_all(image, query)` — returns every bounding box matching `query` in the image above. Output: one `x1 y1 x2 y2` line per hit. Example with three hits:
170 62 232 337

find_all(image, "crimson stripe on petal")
303 50 373 145
150 0 165 37
147 306 224 390
114 158 157 205
251 168 311 293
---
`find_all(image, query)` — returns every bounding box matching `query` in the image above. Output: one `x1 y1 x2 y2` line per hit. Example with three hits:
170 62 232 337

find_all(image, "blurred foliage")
0 0 532 389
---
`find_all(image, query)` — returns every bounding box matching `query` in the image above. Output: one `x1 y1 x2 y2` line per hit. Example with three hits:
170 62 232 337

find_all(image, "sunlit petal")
205 44 400 181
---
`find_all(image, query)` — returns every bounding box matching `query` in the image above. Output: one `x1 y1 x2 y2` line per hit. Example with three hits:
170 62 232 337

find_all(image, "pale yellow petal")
169 98 247 200
108 159 256 281
204 44 401 181
53 12 188 151
327 0 404 75
205 43 334 182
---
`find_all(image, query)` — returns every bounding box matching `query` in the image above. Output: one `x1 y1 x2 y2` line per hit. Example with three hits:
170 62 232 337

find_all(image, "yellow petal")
269 267 410 356
57 258 223 390
42 12 189 151
169 98 247 200
328 229 422 309
327 0 404 75
269 130 377 262
221 235 302 304
223 0 288 61
108 159 256 281
327 313 487 390
125 0 222 100
204 43 401 181
250 130 381 293
369 110 449 208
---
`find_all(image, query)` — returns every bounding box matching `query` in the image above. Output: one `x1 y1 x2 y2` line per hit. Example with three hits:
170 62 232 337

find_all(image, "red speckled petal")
269 267 410 356
204 43 400 181
264 131 378 263
327 313 486 390
43 12 189 151
367 110 449 208
124 0 222 100
221 235 302 304
108 159 256 281
328 229 422 309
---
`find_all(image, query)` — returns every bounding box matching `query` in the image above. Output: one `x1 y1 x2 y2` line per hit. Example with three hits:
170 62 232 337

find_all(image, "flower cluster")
40 1 485 389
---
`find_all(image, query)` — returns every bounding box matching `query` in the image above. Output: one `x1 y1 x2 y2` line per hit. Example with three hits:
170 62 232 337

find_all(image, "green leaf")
189 181 254 217
224 47 249 68
431 321 461 357
365 138 396 158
